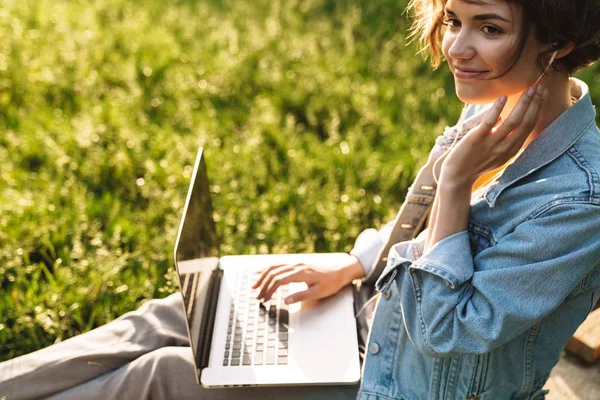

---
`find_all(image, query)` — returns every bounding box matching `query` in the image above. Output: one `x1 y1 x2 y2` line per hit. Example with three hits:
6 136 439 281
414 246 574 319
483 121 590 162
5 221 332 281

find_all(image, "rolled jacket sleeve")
376 202 600 357
412 230 474 289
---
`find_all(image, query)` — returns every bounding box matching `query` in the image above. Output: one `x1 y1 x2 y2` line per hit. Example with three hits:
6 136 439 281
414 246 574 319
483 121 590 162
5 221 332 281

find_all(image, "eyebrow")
445 9 512 24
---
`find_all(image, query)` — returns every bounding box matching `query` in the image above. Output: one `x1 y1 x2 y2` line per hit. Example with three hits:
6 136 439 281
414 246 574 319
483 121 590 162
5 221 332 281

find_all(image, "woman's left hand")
440 84 549 188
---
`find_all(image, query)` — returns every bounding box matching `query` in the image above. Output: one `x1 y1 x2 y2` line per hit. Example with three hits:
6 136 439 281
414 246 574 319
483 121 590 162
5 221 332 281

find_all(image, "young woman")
255 0 600 399
1 0 599 399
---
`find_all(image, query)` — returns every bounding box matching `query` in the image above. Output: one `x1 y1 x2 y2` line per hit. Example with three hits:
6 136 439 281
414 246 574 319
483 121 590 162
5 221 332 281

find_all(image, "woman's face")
441 0 548 104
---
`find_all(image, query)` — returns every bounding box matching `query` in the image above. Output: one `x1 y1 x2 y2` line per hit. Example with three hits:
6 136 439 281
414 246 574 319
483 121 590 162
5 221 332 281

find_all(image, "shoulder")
544 122 600 204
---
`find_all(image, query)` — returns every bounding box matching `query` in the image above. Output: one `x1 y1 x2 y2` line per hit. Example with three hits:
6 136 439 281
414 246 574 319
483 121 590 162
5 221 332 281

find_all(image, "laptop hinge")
197 267 223 370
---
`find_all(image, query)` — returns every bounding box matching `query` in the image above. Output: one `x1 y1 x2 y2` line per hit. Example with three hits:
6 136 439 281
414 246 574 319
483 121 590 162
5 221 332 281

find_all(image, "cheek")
480 42 515 72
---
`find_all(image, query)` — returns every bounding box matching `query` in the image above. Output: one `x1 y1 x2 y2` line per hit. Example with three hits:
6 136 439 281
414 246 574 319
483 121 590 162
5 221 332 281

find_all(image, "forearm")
423 175 472 254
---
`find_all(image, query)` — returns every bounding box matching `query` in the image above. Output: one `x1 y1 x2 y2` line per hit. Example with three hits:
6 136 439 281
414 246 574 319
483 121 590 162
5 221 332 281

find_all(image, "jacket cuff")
409 230 474 289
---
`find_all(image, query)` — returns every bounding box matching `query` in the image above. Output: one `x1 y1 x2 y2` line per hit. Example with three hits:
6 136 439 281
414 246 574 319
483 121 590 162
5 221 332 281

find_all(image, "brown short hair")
407 0 600 75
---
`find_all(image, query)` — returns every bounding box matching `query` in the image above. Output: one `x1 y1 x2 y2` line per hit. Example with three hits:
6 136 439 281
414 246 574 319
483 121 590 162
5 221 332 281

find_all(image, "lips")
453 67 489 79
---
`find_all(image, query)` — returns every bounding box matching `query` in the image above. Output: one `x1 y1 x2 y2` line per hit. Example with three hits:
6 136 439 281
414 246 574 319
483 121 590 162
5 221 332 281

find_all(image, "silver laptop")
174 147 360 388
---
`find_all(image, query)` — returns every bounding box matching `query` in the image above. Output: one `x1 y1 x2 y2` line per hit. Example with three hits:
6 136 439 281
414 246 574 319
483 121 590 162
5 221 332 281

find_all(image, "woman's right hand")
252 255 365 305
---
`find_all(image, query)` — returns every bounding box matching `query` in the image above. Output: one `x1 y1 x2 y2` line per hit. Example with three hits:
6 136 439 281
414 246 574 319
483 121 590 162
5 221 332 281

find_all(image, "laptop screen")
173 147 221 368
174 147 219 263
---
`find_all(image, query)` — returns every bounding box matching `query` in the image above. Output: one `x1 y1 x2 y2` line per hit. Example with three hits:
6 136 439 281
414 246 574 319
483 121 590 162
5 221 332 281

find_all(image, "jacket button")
382 290 391 299
368 342 380 355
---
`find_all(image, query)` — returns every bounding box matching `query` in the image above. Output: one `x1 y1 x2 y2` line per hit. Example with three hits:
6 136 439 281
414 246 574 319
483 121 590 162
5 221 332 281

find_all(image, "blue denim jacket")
352 78 600 400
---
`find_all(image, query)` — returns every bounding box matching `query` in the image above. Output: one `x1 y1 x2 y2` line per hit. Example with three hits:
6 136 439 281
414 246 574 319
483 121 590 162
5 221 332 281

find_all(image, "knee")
137 293 183 315
134 347 195 384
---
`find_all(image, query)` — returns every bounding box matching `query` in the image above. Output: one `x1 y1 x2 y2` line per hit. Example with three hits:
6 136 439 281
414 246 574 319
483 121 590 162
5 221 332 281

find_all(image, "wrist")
335 255 365 286
438 169 475 192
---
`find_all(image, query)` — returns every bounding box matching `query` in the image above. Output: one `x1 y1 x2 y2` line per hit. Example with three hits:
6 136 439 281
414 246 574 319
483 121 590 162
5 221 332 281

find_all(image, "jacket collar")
481 78 597 207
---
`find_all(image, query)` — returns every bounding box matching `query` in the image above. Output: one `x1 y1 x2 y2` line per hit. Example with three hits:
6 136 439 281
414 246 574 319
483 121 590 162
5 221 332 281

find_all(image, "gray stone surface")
545 351 600 400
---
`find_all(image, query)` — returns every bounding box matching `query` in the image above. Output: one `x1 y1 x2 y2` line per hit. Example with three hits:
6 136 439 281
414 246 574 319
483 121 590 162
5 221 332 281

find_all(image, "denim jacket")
351 78 600 400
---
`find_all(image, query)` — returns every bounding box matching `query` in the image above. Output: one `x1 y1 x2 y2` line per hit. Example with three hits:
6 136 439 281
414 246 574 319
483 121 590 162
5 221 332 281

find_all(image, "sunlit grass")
1 0 599 361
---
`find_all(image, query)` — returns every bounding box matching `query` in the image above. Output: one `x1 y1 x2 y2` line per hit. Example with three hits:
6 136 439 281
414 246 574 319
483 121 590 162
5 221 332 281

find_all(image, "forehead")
444 0 520 20
445 0 511 10
445 0 503 5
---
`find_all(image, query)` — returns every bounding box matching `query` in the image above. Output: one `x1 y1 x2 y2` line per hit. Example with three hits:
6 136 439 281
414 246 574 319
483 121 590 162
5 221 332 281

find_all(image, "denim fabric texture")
351 78 600 400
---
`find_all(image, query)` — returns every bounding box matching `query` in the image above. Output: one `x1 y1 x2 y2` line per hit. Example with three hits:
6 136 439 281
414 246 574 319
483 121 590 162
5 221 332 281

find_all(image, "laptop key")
278 356 288 365
233 343 241 350
278 341 287 349
279 309 289 325
256 343 264 351
223 359 228 366
254 352 263 365
279 332 288 341
266 348 275 365
243 355 251 365
278 348 288 356
267 339 275 347
231 358 240 366
232 350 241 358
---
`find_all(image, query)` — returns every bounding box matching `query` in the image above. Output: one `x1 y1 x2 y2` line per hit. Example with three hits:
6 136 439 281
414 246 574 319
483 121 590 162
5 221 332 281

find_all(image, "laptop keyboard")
223 269 290 367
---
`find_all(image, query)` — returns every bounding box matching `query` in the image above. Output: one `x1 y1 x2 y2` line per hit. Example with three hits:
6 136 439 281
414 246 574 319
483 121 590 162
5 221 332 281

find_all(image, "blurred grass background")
0 0 598 361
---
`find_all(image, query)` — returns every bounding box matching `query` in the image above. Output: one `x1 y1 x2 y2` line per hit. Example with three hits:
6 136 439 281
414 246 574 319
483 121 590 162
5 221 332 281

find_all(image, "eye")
482 25 503 35
442 16 461 29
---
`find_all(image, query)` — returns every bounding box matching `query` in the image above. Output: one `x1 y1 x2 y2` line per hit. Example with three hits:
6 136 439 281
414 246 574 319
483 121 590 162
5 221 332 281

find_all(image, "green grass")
1 0 599 361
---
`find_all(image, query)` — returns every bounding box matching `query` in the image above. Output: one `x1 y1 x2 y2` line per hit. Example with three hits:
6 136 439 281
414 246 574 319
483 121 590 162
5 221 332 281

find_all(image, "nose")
446 30 475 60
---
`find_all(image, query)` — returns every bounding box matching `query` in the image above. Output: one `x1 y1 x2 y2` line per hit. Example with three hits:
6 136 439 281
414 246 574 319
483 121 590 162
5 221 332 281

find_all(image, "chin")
455 85 499 105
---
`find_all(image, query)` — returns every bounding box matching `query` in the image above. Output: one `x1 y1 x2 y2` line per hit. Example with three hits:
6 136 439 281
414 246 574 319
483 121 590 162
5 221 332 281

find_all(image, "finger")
256 265 298 300
262 269 309 301
494 85 540 139
284 284 321 305
252 264 286 289
474 94 508 136
506 85 548 151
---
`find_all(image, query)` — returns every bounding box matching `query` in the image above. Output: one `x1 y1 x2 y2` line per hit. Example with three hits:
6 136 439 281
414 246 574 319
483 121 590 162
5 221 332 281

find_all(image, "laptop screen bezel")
173 146 222 379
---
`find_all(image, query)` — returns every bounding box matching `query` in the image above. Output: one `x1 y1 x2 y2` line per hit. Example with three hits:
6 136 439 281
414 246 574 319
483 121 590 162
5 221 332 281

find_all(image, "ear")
555 42 576 59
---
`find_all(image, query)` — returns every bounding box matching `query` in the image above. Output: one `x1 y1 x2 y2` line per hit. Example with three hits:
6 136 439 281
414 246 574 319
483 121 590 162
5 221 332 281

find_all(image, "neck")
501 72 572 149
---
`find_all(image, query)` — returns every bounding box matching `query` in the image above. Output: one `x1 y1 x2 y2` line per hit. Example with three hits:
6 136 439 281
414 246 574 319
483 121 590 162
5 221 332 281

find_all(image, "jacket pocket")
467 353 490 398
527 387 549 400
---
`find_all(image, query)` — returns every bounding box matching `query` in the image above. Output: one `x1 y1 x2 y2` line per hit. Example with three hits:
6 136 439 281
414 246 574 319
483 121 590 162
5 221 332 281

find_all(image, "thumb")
284 285 321 305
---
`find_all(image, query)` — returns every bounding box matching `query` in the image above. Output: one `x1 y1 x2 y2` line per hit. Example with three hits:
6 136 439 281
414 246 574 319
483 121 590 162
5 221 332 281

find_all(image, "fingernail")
537 85 545 95
543 88 549 100
499 94 507 104
284 297 291 304
526 86 536 97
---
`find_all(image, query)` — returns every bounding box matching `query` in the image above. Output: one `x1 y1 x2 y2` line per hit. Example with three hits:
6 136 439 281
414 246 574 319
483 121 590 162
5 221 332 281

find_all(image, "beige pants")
0 293 360 400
